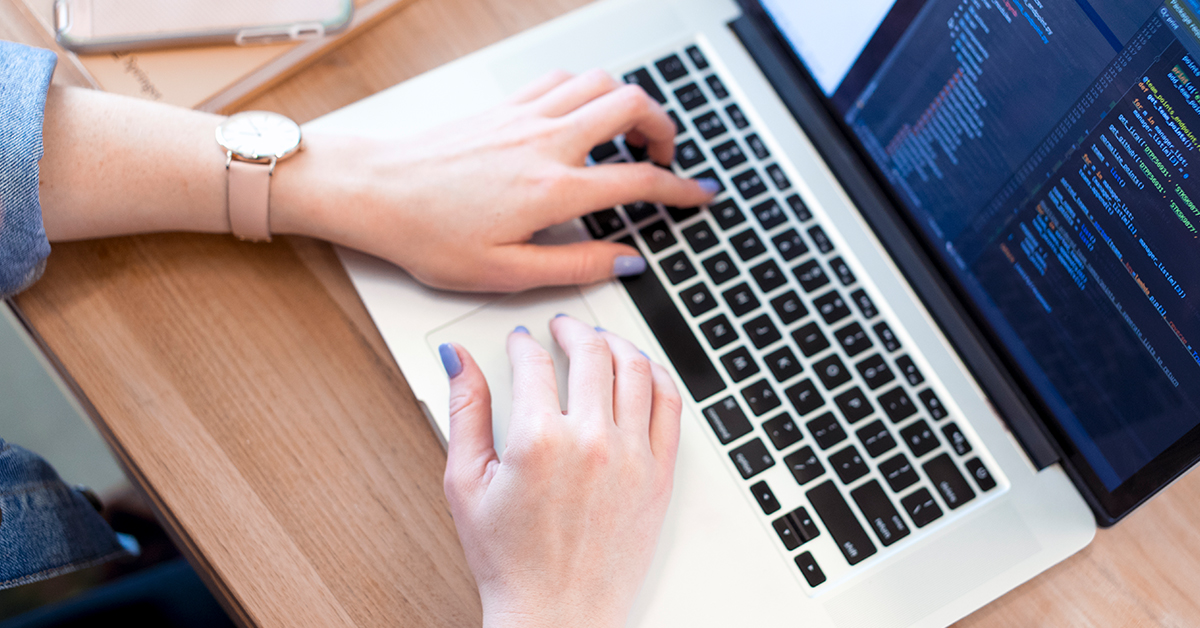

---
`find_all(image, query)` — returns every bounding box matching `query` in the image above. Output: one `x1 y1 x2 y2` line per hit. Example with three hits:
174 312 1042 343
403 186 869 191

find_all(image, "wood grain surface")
6 0 1200 625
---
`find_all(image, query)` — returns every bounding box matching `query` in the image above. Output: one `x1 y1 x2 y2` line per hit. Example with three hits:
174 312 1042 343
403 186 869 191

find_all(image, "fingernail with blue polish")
554 313 568 319
594 326 607 332
697 178 722 195
438 343 462 378
639 350 649 359
613 255 647 277
514 325 530 335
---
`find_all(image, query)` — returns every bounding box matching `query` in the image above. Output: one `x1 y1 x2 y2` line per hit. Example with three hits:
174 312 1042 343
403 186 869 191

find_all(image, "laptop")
306 0 1200 624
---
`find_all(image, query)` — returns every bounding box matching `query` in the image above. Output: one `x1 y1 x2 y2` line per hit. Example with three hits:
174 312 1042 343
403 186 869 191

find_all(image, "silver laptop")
307 0 1200 624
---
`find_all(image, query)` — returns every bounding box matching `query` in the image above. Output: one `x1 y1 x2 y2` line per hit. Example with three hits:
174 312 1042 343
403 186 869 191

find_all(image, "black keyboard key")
701 251 739 285
771 291 808 325
834 322 872 358
856 420 897 457
623 200 658 224
807 226 834 254
720 346 760 383
639 220 677 253
666 204 700 222
681 220 718 254
814 291 851 324
702 396 751 444
919 389 948 420
659 251 696 285
856 354 894 390
896 355 924 386
829 445 869 484
751 480 781 515
851 289 879 319
623 68 666 104
806 411 846 450
729 229 767 261
874 322 901 352
691 168 724 193
851 480 910 547
710 199 745 230
741 379 781 416
786 194 813 221
794 260 830 293
901 488 943 528
675 139 706 169
766 163 791 190
743 314 781 349
619 239 726 401
900 419 939 458
655 54 688 82
924 454 975 509
730 438 775 479
627 140 649 162
814 354 852 391
750 259 787 293
679 283 717 316
880 453 920 493
942 422 972 456
793 322 830 358
685 44 709 69
722 282 760 317
712 139 747 170
675 82 708 111
763 413 803 450
699 314 738 350
583 209 624 239
965 458 997 491
751 198 787 230
746 132 770 159
667 110 684 135
693 110 726 138
732 168 768 200
590 141 619 162
772 229 809 262
774 512 802 550
784 446 824 485
829 256 856 286
834 387 874 424
726 103 749 129
807 481 877 565
795 552 827 587
764 346 804 383
705 74 729 99
785 379 825 416
878 387 917 423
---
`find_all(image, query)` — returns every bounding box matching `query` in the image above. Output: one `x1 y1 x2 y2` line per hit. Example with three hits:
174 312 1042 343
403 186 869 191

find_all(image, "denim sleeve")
0 41 57 298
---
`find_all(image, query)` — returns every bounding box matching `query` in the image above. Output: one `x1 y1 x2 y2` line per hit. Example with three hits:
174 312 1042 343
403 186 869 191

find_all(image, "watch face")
216 111 302 161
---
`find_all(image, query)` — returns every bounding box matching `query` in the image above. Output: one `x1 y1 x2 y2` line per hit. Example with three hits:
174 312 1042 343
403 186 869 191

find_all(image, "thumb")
487 241 649 290
440 343 498 508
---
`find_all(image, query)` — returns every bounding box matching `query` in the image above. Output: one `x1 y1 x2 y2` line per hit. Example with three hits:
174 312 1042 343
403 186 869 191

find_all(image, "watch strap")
228 159 272 242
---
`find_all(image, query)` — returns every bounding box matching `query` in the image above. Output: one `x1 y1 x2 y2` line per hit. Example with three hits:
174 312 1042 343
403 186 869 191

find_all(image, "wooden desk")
5 0 1200 625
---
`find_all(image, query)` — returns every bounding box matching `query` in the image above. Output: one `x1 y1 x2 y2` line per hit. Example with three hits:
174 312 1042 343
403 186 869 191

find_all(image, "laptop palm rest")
426 288 599 458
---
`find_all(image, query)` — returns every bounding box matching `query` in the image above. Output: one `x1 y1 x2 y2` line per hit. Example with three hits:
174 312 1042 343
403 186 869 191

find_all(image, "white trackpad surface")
425 288 598 458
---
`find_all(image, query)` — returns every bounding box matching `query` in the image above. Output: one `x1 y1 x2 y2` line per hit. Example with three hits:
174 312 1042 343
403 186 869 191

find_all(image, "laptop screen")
760 0 1200 509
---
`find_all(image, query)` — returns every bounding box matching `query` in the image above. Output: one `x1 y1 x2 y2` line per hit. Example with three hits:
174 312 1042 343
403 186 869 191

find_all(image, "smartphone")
54 0 354 54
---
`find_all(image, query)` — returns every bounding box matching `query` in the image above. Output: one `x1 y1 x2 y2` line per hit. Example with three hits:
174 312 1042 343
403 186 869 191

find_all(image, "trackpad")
426 288 597 458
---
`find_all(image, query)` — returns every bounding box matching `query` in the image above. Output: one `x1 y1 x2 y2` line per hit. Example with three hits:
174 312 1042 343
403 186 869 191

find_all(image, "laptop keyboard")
585 41 1005 591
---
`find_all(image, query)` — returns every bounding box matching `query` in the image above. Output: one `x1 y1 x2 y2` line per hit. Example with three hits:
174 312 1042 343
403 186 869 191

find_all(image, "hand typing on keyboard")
439 315 681 628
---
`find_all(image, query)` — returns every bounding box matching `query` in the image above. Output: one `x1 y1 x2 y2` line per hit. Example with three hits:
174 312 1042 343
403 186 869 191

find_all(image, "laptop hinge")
727 7 1062 471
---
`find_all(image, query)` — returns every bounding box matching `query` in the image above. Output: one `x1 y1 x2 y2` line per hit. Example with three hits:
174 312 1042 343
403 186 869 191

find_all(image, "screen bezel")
734 0 1200 524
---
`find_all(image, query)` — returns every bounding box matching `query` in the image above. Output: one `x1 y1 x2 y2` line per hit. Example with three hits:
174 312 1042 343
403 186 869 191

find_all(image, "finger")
560 163 718 219
565 83 675 166
442 343 498 505
507 69 574 104
531 68 620 118
506 327 562 439
647 361 683 463
480 240 646 291
549 315 615 425
598 330 654 437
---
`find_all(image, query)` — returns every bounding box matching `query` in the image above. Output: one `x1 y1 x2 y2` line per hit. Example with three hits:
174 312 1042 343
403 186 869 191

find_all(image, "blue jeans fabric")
0 440 128 588
0 40 55 298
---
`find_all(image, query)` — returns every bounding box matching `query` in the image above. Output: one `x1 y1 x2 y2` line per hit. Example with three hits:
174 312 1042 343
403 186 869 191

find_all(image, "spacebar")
617 237 726 402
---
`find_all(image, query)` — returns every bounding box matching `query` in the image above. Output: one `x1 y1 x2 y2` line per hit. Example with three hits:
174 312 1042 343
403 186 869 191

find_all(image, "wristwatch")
215 111 303 242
